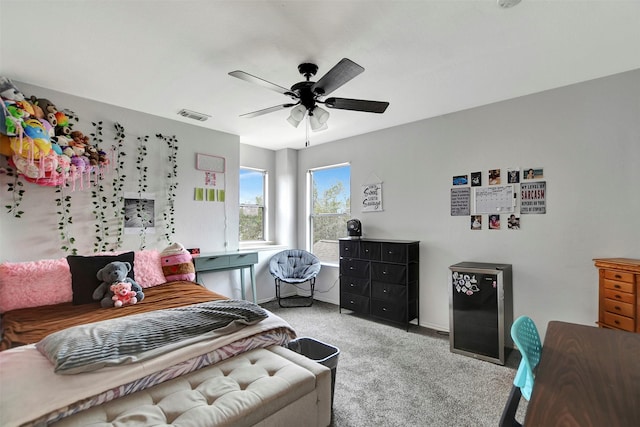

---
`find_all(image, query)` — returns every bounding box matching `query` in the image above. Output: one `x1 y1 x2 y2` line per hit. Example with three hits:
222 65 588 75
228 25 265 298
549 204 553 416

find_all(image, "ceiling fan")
229 58 389 132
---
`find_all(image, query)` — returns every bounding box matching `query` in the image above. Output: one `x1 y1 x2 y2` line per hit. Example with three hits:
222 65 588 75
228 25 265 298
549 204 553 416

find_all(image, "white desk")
193 251 259 303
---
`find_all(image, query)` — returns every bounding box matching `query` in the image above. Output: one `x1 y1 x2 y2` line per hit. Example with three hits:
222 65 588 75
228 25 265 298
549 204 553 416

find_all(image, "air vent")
177 109 211 122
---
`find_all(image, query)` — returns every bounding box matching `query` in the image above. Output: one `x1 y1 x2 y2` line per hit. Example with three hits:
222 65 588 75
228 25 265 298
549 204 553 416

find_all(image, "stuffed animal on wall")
160 242 196 282
110 282 138 307
92 261 145 308
32 97 58 127
0 77 25 101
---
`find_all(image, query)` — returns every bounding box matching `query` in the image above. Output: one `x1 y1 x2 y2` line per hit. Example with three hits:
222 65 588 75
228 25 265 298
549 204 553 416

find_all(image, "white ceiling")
2 1 639 151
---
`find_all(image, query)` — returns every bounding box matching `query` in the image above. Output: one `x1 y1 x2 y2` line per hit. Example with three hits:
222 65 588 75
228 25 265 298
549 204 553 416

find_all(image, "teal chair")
499 316 542 427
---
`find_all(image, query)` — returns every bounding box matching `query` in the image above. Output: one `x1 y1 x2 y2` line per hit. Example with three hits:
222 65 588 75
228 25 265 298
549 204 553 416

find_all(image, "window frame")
239 167 267 243
308 162 351 265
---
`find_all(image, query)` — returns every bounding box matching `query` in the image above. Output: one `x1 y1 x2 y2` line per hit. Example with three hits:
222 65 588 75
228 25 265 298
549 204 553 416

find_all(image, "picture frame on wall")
471 171 482 187
523 167 543 180
507 168 520 183
489 169 501 185
453 175 468 186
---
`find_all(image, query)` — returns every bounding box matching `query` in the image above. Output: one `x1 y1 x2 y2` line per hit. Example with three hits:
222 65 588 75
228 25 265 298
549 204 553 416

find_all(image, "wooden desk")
525 321 640 426
192 251 258 303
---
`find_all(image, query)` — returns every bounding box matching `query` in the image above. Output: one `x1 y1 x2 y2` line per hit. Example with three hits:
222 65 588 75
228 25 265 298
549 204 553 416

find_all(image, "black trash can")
288 337 340 407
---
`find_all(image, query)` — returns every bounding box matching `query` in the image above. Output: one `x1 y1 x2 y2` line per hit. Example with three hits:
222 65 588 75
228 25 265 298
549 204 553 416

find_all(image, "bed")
0 252 332 427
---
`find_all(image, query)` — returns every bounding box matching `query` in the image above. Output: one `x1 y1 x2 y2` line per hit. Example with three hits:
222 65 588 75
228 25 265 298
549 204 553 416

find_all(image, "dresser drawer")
604 299 635 318
340 240 360 258
341 292 369 314
380 243 407 263
603 312 635 332
340 276 370 296
371 282 406 302
340 259 369 278
371 299 406 323
360 241 381 260
371 263 407 284
604 288 635 304
604 278 635 294
604 270 636 283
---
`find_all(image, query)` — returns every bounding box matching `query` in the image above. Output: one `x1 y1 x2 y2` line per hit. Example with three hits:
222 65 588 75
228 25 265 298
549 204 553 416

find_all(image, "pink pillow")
96 250 166 288
133 250 166 288
0 258 72 313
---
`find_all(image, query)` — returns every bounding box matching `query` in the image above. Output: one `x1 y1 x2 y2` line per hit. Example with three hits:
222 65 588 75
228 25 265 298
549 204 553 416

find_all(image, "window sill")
239 242 287 251
320 261 339 268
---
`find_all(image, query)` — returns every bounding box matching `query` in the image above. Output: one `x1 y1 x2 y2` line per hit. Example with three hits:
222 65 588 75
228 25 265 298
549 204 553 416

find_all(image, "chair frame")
498 384 523 427
274 276 316 308
499 315 541 427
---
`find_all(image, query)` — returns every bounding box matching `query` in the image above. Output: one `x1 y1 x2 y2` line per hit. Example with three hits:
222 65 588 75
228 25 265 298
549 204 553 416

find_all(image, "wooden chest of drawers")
339 238 419 330
594 258 640 333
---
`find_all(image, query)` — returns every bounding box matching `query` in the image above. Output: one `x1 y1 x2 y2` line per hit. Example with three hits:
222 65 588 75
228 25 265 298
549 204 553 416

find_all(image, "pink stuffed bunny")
110 282 138 307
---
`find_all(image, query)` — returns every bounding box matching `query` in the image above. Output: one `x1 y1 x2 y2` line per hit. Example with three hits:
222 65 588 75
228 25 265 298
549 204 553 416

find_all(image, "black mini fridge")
448 262 513 365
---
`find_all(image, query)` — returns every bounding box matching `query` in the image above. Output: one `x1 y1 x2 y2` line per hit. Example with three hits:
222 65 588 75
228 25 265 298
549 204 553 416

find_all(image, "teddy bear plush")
110 282 138 307
92 261 144 308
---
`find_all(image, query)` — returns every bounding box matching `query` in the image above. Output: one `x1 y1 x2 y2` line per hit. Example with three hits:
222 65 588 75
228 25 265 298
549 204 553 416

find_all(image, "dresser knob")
614 284 621 289
615 306 621 311
615 274 622 279
614 320 620 325
615 295 621 299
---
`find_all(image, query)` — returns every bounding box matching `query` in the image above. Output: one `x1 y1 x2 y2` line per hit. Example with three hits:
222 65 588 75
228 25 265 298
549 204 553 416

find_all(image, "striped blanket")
36 299 268 374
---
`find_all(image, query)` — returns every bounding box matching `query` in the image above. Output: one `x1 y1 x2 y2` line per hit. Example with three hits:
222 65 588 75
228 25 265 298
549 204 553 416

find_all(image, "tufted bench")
52 345 332 427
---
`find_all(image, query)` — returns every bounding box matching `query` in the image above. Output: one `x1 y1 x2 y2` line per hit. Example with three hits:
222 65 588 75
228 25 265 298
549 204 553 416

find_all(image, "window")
239 168 266 241
309 163 350 263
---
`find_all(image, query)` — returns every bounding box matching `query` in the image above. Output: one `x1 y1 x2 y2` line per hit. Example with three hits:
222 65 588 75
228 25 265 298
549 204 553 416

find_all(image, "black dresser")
339 238 420 330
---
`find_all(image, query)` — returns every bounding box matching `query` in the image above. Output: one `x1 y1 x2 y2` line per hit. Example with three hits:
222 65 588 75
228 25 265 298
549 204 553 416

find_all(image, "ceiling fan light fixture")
287 104 307 128
309 107 330 131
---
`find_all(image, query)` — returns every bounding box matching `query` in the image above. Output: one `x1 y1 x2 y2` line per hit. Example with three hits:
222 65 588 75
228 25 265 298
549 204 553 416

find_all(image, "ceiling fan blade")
324 97 389 113
312 58 364 96
240 103 296 118
229 70 293 95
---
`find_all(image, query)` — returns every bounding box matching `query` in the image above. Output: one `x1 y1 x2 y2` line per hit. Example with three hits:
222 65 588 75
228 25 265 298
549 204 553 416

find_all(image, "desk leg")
240 267 246 301
250 264 257 304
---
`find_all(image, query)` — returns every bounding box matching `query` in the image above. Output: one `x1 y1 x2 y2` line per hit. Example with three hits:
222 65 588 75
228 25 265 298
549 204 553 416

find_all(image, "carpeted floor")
261 300 527 427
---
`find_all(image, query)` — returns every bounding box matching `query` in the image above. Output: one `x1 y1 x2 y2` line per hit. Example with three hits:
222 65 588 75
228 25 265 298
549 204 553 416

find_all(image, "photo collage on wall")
450 167 546 230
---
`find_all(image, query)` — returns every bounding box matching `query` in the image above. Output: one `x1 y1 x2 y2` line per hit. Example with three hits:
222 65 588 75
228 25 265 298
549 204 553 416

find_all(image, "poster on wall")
195 167 226 202
124 192 156 234
451 187 470 216
520 181 546 214
362 182 383 212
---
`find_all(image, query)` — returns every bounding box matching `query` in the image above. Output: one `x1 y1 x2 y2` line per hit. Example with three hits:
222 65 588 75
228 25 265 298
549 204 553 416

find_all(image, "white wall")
296 69 640 338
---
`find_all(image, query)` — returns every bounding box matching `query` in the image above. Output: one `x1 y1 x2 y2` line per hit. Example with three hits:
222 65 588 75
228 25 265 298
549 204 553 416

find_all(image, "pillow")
0 258 72 313
67 252 135 305
133 250 166 288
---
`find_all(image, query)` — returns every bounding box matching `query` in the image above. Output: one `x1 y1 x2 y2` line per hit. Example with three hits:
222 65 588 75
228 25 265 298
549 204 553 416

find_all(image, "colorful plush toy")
160 242 196 282
54 111 71 136
110 282 138 307
33 98 58 127
92 261 144 308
